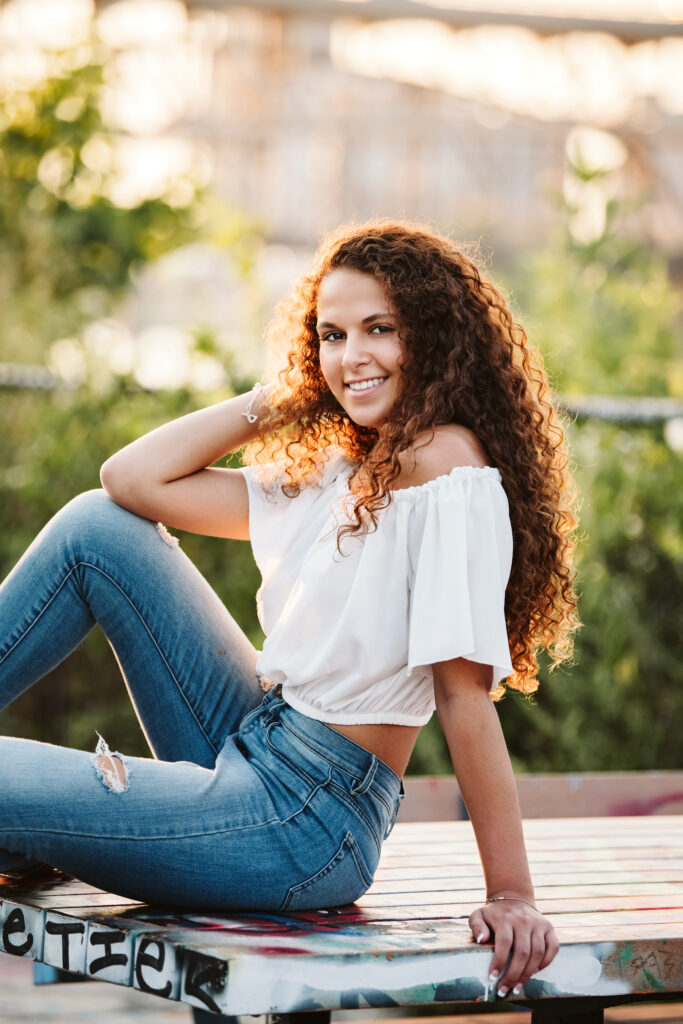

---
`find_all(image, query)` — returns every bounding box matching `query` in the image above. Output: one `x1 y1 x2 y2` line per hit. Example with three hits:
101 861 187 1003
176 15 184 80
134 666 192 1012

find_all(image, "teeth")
347 377 386 391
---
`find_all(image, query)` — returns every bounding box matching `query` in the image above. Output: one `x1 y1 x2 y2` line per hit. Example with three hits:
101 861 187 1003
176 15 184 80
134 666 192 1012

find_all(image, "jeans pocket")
279 831 373 912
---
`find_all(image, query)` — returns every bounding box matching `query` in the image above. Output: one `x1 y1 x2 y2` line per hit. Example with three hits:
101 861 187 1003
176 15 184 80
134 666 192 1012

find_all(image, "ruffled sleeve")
405 467 514 688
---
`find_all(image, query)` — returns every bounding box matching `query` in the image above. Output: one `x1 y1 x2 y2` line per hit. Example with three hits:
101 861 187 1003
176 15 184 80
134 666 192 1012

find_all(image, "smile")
344 377 388 394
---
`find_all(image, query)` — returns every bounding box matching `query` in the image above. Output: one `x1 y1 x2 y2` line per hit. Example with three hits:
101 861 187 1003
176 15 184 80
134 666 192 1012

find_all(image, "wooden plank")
388 817 683 841
381 835 683 852
369 880 683 897
364 893 683 914
374 866 683 885
377 870 683 885
377 853 683 870
372 866 683 882
378 839 683 854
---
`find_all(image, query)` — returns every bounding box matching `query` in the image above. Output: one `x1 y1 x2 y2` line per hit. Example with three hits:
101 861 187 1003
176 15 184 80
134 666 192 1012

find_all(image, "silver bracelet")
486 895 539 912
242 382 269 424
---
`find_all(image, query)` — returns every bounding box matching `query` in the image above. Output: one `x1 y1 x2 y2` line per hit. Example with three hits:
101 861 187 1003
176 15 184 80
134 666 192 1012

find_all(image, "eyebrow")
316 313 395 330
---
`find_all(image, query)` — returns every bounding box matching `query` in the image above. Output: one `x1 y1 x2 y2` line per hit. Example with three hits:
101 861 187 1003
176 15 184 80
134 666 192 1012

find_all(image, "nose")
341 330 371 370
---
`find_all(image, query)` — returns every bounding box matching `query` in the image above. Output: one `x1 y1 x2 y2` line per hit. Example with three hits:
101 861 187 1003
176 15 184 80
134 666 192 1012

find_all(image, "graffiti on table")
0 889 645 1016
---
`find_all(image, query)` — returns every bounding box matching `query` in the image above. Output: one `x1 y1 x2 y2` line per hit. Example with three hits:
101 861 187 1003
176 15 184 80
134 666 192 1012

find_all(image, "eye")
320 325 394 342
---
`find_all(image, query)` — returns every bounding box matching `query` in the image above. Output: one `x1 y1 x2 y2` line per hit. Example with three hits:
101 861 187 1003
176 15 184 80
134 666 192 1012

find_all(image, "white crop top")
239 452 514 727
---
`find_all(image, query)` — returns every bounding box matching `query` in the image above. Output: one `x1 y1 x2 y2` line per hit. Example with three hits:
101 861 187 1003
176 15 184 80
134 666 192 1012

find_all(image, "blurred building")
5 0 682 370
170 1 683 259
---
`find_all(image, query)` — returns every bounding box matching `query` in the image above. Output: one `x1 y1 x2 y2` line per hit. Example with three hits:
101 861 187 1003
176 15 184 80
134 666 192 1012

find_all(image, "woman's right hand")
469 899 559 998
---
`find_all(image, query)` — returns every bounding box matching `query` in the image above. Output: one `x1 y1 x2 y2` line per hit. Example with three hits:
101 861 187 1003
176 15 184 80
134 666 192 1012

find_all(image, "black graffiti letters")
0 906 226 1012
2 908 33 956
135 937 172 997
45 920 86 970
184 951 227 1013
89 929 128 975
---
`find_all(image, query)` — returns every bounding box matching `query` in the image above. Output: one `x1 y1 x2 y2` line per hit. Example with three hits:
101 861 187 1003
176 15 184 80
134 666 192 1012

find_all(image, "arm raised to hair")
100 387 270 540
433 657 559 995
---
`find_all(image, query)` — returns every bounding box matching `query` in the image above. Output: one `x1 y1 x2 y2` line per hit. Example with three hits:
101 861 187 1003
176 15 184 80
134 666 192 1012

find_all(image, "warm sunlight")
330 18 683 124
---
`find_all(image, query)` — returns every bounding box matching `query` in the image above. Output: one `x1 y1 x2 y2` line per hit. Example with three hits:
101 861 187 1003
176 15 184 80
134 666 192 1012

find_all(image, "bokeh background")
1 0 681 775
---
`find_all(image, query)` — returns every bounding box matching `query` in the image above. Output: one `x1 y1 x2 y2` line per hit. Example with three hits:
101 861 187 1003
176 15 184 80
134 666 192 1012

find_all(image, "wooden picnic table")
1 814 681 1024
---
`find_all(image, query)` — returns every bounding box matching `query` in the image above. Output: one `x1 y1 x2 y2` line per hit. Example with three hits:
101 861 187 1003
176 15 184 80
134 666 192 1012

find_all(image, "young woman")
0 219 577 998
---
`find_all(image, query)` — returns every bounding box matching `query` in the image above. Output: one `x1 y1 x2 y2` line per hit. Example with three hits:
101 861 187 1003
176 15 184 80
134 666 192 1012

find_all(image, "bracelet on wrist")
242 382 271 424
485 895 539 912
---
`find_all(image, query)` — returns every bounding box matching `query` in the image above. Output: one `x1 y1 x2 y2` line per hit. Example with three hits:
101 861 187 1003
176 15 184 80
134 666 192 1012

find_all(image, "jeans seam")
348 833 374 888
0 566 80 666
1 560 220 757
0 817 282 841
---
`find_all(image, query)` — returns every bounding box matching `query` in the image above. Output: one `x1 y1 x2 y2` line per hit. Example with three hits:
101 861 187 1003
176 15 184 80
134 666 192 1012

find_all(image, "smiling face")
316 268 404 429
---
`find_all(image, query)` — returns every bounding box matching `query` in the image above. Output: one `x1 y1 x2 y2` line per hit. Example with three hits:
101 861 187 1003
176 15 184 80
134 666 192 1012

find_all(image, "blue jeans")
0 490 403 910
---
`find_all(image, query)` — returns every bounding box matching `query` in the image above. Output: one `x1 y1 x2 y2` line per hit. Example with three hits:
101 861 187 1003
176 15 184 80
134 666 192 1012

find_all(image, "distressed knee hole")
155 522 180 547
92 732 130 793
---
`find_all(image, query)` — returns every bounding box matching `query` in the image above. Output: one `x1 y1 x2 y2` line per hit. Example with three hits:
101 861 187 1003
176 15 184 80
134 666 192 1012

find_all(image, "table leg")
531 1005 603 1024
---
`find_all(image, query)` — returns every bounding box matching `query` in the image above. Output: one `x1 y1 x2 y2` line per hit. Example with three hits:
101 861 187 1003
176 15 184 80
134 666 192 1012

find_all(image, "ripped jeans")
0 490 403 910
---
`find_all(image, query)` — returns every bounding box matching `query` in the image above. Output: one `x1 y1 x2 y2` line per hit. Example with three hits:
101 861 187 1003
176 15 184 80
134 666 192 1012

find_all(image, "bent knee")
58 489 122 524
49 489 158 559
56 489 153 535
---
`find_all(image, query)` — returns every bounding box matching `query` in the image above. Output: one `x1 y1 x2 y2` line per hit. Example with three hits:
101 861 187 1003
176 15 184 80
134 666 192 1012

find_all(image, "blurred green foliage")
409 159 683 774
0 43 262 364
1 51 194 364
1 49 681 773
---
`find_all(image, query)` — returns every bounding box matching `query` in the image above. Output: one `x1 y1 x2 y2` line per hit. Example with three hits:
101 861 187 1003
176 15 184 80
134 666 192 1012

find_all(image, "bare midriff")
326 722 422 780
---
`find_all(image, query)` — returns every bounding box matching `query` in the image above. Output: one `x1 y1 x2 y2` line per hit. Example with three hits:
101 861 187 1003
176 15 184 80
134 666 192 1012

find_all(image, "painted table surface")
1 815 682 1018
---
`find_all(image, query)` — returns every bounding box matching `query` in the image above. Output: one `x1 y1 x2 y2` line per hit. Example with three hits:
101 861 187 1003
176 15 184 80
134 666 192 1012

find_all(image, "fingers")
485 921 511 983
538 924 561 972
490 923 521 996
481 909 560 997
469 907 491 945
497 929 546 995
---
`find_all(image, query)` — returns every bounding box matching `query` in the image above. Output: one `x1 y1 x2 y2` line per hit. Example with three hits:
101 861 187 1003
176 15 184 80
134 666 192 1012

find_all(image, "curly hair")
244 217 579 698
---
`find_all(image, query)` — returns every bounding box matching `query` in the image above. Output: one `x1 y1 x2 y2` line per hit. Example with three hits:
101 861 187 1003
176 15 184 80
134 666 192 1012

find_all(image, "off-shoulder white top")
239 452 514 726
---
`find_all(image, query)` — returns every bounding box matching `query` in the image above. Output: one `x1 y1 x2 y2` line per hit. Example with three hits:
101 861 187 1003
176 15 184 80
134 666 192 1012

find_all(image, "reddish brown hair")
245 218 579 697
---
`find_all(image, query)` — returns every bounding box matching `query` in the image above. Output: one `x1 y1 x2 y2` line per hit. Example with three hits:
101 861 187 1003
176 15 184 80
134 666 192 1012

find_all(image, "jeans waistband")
259 688 403 811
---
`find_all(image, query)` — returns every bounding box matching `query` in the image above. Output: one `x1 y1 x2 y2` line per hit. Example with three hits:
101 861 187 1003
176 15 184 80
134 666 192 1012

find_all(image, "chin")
348 412 386 430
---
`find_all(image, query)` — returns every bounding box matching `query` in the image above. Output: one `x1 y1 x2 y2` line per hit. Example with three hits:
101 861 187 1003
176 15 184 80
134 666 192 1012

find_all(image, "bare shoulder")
394 424 491 490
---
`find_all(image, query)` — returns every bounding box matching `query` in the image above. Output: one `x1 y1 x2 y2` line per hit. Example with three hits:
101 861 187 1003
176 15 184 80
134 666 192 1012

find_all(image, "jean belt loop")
350 756 378 797
260 687 281 727
384 783 405 838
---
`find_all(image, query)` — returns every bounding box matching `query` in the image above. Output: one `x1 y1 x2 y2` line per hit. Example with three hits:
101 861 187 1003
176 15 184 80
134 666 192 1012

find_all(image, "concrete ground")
0 951 191 1022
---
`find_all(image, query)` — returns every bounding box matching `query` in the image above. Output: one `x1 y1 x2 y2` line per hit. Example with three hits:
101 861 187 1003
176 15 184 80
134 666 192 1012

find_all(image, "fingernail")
513 984 523 995
476 932 486 943
489 969 499 981
497 986 508 998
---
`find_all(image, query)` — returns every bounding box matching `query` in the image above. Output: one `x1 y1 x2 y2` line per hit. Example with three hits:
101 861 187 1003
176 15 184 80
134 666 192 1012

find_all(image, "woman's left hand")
469 899 559 997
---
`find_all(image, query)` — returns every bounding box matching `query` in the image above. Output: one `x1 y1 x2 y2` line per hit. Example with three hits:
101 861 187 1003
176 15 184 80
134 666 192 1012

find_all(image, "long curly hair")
244 218 579 698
